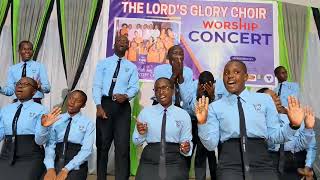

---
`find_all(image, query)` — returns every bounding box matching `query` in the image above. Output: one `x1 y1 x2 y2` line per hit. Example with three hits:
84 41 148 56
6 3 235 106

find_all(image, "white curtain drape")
0 7 13 107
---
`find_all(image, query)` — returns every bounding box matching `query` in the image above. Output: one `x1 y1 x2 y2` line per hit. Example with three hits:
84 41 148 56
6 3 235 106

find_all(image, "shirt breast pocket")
120 67 131 83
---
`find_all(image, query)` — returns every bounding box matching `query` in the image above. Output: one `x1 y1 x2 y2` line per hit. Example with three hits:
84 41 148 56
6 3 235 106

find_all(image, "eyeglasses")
16 82 34 88
154 86 171 93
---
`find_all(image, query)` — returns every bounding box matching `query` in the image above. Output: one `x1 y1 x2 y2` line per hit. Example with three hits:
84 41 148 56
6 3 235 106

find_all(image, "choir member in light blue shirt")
0 77 60 180
195 60 310 180
0 41 51 102
92 54 139 105
180 71 228 114
153 45 193 107
44 90 95 180
257 87 316 180
274 66 300 107
180 71 225 180
93 35 139 180
133 77 192 180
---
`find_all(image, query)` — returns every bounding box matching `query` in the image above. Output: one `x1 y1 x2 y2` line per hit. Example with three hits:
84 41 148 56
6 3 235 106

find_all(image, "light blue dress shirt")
154 64 194 111
153 64 193 83
180 78 228 115
92 54 139 105
132 104 193 156
268 113 316 167
0 100 49 145
274 81 299 107
198 89 298 151
0 60 51 99
44 112 95 171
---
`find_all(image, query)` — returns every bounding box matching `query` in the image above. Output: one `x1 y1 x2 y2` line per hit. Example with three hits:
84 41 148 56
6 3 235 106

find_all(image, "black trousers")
269 150 317 180
96 96 131 180
53 142 88 180
218 138 278 180
187 120 217 180
0 135 45 180
136 143 188 180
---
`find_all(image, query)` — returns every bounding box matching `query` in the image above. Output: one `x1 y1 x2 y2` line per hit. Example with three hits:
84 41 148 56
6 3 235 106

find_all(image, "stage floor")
87 175 203 179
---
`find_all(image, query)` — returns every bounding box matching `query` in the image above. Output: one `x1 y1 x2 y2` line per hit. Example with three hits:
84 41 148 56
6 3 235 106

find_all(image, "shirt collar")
16 99 34 109
66 112 82 121
155 103 174 113
20 60 33 67
112 54 127 62
226 89 249 103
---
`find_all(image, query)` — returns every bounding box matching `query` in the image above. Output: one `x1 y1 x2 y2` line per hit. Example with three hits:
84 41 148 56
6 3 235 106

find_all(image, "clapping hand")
180 141 190 154
136 119 148 135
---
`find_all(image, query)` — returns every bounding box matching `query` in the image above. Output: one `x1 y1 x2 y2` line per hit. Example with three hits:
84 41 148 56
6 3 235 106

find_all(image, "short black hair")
18 77 37 89
122 23 128 27
167 45 183 59
274 66 285 75
256 87 269 93
199 71 215 84
226 60 247 73
72 90 87 104
19 40 33 50
155 77 174 89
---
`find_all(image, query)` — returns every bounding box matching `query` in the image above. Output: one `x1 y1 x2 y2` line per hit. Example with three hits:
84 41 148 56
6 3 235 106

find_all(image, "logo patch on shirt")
79 125 85 132
175 120 182 128
29 112 36 118
125 68 129 72
253 104 262 112
32 69 37 73
217 94 223 100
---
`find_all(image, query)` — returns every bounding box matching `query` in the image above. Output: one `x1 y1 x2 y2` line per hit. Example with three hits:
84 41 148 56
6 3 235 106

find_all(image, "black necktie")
57 117 72 171
278 83 283 96
277 83 284 173
108 58 121 97
159 109 167 180
9 104 23 165
237 96 251 180
21 62 27 77
278 144 285 174
174 82 181 107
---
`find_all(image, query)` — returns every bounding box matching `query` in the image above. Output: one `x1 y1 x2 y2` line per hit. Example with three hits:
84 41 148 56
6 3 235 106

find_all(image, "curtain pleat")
0 0 10 35
57 0 103 91
11 0 54 64
281 2 309 83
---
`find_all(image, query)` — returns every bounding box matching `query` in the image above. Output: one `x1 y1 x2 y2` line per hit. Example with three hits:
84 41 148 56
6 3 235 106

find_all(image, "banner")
107 0 279 86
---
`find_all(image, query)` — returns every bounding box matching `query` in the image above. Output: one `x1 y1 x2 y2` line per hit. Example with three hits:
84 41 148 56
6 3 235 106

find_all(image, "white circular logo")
264 74 274 83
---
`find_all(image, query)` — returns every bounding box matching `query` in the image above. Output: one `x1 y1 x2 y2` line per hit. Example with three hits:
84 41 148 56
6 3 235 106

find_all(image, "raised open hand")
41 107 61 127
304 106 315 129
195 96 209 124
287 96 304 127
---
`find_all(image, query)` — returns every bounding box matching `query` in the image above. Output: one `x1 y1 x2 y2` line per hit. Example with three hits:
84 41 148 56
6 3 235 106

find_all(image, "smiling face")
114 35 129 57
223 61 248 95
67 91 86 116
15 77 36 102
19 42 33 61
154 78 174 108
